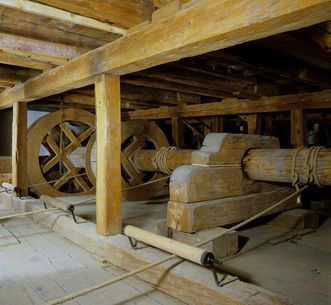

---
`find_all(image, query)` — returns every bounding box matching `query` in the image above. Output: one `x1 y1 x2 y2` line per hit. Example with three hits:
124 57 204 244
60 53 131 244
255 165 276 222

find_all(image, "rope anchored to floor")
46 185 308 305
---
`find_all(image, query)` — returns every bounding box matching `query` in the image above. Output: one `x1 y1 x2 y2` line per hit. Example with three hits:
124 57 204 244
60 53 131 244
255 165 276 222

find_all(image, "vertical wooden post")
246 114 260 135
291 109 305 148
171 116 184 148
12 102 28 196
95 74 121 236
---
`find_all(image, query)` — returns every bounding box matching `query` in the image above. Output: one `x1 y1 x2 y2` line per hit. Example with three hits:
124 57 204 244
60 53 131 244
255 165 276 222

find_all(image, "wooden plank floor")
0 204 187 305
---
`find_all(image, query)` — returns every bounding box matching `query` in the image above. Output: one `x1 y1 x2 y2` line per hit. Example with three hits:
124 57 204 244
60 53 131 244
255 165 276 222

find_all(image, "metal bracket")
212 268 239 287
43 201 48 209
127 236 149 250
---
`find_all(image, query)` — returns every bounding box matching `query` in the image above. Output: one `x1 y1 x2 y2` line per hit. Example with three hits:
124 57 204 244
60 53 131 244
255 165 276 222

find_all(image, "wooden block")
191 133 280 166
127 20 150 35
167 187 297 233
156 219 238 258
267 208 319 230
170 165 279 203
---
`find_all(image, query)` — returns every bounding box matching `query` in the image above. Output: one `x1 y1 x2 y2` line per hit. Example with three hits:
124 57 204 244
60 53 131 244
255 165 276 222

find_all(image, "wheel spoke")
52 171 72 190
60 123 81 147
74 175 90 192
121 152 143 185
42 156 60 174
123 134 147 158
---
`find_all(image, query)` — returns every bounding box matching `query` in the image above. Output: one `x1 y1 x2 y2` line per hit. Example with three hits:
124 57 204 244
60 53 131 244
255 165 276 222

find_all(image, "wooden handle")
123 225 212 265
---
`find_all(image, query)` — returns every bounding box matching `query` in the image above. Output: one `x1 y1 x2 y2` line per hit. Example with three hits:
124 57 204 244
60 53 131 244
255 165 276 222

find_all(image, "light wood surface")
243 148 331 186
95 74 121 235
167 188 297 233
2 0 331 108
11 102 28 196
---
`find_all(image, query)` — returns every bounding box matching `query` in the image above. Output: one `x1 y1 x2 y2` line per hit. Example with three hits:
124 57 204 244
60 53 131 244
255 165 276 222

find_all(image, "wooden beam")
291 109 305 147
11 102 28 196
0 65 40 85
35 0 154 29
0 51 54 70
95 74 121 235
0 32 87 65
0 0 126 35
125 90 331 120
1 0 330 109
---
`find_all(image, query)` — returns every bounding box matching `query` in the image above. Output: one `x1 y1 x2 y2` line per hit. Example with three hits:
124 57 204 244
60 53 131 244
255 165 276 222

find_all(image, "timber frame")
0 0 331 235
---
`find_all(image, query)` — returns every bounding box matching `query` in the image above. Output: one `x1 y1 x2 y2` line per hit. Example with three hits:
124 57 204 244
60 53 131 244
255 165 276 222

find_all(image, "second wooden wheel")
86 120 170 200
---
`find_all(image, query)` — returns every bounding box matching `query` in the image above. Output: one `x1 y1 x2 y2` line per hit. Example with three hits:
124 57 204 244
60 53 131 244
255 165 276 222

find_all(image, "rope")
0 208 58 221
291 146 324 190
46 185 307 305
152 147 177 175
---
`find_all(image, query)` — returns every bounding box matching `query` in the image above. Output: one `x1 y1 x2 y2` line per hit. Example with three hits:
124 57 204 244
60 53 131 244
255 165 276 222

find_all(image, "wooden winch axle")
243 148 331 186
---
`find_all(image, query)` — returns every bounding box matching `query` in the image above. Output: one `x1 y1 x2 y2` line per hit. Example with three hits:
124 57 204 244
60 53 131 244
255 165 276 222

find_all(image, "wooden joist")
0 0 126 35
0 32 87 65
1 0 330 109
125 89 331 120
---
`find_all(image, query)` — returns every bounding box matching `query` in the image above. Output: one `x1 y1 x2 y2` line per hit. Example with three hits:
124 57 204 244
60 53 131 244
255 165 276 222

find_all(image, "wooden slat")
0 0 126 35
1 0 330 109
11 102 28 196
95 74 121 235
125 90 331 120
171 116 184 148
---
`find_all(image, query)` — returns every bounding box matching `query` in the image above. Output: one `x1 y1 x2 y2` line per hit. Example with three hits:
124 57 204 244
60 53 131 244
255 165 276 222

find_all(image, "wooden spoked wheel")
85 120 170 200
28 108 96 197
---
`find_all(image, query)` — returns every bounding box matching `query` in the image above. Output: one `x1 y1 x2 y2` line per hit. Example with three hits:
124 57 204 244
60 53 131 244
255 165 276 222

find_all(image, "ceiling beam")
0 32 87 65
0 0 126 35
1 0 331 109
124 89 331 120
32 0 154 29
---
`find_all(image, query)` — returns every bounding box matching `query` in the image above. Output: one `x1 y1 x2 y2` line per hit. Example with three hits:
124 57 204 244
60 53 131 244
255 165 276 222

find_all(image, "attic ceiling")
0 1 330 111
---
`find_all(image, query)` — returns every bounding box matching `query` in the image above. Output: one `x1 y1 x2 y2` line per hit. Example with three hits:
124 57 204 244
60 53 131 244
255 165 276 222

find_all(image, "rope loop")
291 146 324 190
152 146 177 175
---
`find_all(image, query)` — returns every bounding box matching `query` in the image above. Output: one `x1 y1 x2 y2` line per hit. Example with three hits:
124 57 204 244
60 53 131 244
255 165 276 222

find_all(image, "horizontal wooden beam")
0 0 330 109
0 65 40 84
0 32 87 65
124 90 331 120
0 0 126 35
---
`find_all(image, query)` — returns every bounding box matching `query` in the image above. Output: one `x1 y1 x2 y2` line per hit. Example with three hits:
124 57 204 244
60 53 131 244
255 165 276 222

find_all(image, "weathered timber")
1 0 331 108
133 149 192 172
126 90 331 120
170 166 279 203
156 219 238 259
291 109 305 147
0 156 11 173
95 74 121 235
167 187 297 233
12 102 28 196
243 148 331 186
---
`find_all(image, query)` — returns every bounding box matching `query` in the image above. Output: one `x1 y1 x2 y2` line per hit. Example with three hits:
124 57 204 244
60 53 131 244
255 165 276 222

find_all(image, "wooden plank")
0 156 11 173
35 0 154 29
0 65 40 85
95 74 121 235
0 32 88 64
0 0 126 35
11 102 28 196
1 0 330 108
167 188 297 233
126 90 331 120
291 109 305 147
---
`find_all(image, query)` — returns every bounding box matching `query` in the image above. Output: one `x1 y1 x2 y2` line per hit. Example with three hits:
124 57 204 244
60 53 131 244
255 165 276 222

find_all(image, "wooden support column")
247 114 260 135
291 109 305 147
171 116 184 148
211 116 224 133
12 102 28 196
95 74 121 236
